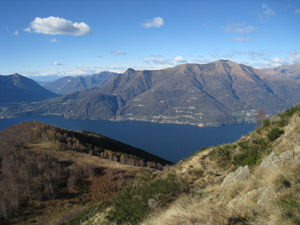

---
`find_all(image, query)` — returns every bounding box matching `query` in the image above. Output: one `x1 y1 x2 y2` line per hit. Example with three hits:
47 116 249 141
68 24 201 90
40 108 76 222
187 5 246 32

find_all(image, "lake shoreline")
0 115 255 162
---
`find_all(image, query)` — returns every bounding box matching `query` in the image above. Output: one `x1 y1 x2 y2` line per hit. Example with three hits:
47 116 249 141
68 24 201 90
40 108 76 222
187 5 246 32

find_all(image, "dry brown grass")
141 122 300 225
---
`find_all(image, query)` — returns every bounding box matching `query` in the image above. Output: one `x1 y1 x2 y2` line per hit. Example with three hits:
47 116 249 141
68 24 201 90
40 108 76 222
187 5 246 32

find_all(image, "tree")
256 109 265 128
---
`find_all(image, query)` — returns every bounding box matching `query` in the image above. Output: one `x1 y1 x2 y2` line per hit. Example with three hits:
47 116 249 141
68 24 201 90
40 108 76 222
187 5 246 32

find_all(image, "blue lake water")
0 116 255 162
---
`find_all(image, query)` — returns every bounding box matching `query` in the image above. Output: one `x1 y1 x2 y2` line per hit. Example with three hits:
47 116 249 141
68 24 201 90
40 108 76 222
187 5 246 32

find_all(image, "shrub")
263 119 270 127
278 118 287 127
192 169 204 177
267 127 284 141
106 174 182 225
232 138 270 166
275 175 291 191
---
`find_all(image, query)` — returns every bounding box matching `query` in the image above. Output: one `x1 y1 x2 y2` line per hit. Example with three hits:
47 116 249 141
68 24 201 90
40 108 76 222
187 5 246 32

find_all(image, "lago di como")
0 115 255 162
1 0 300 224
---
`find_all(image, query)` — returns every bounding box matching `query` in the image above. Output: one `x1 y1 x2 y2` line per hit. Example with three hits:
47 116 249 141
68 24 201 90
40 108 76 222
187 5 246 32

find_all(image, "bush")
106 174 182 224
278 118 287 127
263 119 270 127
232 138 270 166
267 127 284 141
192 169 204 177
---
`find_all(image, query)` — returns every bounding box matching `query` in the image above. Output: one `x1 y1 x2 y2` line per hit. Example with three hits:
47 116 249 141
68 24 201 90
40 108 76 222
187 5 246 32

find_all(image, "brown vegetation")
0 121 161 224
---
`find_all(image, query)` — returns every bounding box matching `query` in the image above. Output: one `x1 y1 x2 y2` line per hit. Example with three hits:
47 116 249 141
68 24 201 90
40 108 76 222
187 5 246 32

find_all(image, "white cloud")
221 23 256 35
233 37 250 42
262 4 276 16
151 53 163 57
13 30 19 36
111 50 126 55
174 56 186 65
49 62 63 66
25 16 91 36
294 8 300 14
50 38 58 43
142 17 164 28
288 50 300 63
271 57 285 67
144 57 168 64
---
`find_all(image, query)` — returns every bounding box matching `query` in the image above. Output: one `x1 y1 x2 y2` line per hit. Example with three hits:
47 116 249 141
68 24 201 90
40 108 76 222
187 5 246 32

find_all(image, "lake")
0 116 255 162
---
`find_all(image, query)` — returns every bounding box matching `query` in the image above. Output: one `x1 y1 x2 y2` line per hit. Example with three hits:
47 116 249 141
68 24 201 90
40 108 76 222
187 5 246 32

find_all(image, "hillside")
2 60 300 126
63 104 300 225
0 73 59 103
0 122 170 225
42 71 118 95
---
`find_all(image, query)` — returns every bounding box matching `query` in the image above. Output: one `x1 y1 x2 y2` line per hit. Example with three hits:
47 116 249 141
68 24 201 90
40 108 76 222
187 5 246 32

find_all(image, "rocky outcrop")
260 151 295 168
221 165 250 187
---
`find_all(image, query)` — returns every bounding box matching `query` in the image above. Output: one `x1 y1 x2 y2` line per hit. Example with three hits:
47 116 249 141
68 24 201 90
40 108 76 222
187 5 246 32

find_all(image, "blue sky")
0 0 299 77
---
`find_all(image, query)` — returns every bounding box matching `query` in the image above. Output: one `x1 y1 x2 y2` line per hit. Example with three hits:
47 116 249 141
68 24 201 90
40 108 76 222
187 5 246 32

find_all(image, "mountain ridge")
0 73 59 103
1 60 300 126
42 71 118 95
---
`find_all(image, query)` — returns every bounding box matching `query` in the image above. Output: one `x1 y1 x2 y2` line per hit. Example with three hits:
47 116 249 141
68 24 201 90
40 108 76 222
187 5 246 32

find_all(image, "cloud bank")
25 16 91 36
221 23 255 35
111 50 126 55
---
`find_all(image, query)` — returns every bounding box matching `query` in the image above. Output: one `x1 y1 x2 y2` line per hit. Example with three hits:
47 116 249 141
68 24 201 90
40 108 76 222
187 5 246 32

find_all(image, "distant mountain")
28 74 63 82
42 71 118 94
259 63 300 81
0 73 59 103
4 60 300 126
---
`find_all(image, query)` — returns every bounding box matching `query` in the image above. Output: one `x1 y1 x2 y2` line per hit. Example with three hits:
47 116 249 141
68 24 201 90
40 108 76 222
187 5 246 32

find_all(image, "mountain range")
260 63 300 81
42 71 118 95
0 73 59 103
1 60 300 126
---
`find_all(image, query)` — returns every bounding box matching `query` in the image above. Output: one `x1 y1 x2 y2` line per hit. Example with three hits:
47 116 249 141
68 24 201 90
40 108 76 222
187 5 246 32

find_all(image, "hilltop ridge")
0 121 170 224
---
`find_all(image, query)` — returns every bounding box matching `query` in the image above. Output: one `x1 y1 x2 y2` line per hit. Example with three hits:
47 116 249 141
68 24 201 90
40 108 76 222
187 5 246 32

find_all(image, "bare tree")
256 109 265 127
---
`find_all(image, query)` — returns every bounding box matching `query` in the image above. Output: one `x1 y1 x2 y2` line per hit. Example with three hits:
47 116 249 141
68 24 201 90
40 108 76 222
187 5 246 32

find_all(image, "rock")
294 145 300 153
221 166 250 187
227 189 258 209
257 186 274 206
261 151 295 168
278 151 294 161
148 198 159 210
260 152 279 168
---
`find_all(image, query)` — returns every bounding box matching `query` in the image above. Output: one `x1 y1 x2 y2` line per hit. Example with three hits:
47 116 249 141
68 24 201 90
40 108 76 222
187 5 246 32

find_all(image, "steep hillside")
0 73 59 102
2 60 300 126
72 104 300 225
0 122 170 225
42 71 118 95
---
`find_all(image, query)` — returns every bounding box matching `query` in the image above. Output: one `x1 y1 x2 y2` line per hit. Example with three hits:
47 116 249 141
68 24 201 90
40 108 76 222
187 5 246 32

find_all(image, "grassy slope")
77 105 300 225
141 105 300 225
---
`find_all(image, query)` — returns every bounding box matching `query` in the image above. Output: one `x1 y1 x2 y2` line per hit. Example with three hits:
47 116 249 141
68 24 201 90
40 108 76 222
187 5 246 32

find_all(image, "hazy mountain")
0 73 59 103
28 74 63 82
42 71 118 94
2 60 300 126
259 63 300 81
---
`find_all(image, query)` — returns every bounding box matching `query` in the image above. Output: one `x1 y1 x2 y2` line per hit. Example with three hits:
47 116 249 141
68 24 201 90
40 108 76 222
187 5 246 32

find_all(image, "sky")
0 0 299 77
